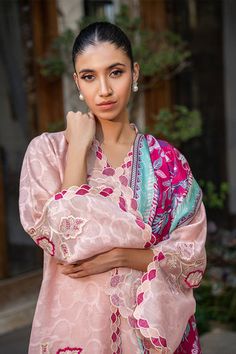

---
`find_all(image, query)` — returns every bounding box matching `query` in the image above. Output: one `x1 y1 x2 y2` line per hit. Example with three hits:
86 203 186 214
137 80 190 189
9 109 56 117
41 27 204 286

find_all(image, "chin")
94 112 120 122
95 108 127 122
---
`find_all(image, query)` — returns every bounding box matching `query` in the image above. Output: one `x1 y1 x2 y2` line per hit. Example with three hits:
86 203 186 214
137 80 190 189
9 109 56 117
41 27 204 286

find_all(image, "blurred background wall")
0 0 235 341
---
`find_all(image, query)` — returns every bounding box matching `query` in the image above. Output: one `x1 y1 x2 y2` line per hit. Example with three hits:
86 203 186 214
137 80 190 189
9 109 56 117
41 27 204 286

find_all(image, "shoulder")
144 134 187 164
24 131 67 167
26 131 66 155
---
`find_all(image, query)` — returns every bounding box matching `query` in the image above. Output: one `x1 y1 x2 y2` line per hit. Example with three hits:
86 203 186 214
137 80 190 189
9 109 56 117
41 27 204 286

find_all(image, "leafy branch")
39 4 191 86
149 105 202 147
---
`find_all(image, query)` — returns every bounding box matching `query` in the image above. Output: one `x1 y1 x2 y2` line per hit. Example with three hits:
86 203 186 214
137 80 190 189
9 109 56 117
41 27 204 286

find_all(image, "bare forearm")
117 248 154 272
62 143 88 190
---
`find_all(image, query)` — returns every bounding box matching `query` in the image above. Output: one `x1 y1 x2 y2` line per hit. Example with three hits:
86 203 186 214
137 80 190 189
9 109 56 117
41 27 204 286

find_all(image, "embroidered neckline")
92 123 138 170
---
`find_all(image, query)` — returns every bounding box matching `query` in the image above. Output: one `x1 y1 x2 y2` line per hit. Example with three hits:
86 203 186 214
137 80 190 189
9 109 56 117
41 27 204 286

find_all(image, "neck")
95 111 135 145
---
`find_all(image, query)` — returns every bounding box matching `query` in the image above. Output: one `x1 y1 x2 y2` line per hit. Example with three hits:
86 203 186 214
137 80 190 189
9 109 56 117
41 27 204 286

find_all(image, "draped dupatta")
126 134 206 353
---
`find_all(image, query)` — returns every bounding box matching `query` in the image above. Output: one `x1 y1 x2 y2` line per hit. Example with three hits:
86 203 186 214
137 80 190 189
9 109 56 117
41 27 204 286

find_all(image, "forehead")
75 42 130 70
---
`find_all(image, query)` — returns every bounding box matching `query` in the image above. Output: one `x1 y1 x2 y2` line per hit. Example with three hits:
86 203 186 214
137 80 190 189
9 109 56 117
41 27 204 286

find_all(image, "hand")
58 248 122 278
64 111 96 149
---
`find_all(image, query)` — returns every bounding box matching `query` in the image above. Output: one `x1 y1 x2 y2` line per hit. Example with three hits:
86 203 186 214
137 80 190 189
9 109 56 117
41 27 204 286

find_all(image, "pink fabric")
19 131 206 353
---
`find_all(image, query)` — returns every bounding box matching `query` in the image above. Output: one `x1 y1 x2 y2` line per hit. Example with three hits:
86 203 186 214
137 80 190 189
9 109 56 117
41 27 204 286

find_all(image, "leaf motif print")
155 170 167 178
153 157 162 170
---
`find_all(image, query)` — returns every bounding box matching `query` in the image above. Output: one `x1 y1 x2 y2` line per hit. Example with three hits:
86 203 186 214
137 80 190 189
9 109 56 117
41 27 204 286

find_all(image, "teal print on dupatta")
130 134 156 224
169 178 202 234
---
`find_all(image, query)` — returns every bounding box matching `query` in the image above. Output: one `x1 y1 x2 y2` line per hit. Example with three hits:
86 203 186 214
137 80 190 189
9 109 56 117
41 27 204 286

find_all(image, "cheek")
80 86 96 104
116 77 132 97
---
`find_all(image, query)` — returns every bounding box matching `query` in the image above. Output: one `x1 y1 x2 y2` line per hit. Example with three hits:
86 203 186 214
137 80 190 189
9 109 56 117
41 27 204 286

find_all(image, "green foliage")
114 5 191 82
150 105 202 147
199 180 229 210
38 29 75 77
194 282 212 334
195 282 236 334
39 4 191 84
48 120 65 132
38 56 66 77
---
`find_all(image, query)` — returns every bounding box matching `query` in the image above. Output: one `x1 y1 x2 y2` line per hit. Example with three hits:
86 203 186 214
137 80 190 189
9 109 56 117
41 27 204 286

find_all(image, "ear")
73 72 80 90
132 62 140 83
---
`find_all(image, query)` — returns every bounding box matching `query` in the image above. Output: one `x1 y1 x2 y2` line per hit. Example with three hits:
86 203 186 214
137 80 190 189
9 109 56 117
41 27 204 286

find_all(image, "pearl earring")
79 92 84 101
132 81 138 92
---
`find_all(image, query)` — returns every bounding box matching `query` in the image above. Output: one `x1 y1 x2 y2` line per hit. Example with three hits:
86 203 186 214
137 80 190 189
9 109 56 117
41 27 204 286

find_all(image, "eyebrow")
78 62 127 74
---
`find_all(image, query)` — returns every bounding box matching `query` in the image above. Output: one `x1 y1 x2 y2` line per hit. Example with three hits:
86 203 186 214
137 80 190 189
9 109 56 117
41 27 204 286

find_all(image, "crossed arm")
58 247 154 278
60 115 154 277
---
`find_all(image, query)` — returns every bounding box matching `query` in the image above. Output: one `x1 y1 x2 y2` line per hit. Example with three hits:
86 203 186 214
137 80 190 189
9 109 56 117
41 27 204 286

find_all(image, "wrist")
67 141 90 155
112 248 127 268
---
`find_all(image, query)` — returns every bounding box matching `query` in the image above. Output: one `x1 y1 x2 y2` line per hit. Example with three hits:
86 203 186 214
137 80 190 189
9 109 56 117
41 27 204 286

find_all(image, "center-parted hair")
72 22 134 71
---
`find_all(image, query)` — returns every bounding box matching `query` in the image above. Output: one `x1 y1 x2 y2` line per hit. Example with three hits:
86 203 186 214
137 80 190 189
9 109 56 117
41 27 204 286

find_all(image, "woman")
19 22 207 354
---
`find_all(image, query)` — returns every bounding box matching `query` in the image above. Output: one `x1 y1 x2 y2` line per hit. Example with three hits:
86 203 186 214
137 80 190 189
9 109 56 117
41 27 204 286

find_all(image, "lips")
97 101 117 106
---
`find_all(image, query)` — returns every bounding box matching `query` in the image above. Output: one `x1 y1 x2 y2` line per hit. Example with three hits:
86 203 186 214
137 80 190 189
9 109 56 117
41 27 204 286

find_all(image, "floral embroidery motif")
59 216 87 240
185 270 203 288
28 227 36 236
56 348 83 354
177 242 195 260
40 343 49 354
60 242 71 260
36 236 55 256
110 274 125 287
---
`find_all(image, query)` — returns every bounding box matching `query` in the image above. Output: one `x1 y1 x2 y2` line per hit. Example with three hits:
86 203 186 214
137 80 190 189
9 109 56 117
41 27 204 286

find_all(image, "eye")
81 74 94 81
110 70 123 77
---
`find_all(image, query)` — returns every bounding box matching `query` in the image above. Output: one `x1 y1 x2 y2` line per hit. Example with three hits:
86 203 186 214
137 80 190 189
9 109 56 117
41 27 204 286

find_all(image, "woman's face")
73 42 139 122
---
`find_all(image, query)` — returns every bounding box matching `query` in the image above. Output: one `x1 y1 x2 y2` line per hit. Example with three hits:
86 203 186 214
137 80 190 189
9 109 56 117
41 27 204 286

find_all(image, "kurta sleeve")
131 144 207 353
19 133 62 234
19 133 152 264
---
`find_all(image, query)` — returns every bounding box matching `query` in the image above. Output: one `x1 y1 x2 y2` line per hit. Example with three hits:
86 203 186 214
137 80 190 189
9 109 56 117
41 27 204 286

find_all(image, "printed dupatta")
125 133 206 353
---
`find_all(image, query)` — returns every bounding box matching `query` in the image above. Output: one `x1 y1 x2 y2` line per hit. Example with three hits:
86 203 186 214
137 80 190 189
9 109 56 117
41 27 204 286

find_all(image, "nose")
98 77 112 97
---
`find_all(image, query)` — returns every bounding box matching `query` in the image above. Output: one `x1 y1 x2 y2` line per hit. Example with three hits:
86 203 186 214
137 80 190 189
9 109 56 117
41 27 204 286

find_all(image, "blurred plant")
199 180 229 210
149 105 202 147
38 29 75 78
195 282 236 334
48 120 65 132
114 5 191 88
39 4 191 87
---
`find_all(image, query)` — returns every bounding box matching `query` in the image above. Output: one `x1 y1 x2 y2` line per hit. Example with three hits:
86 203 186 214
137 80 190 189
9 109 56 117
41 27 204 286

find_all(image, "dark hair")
72 21 134 71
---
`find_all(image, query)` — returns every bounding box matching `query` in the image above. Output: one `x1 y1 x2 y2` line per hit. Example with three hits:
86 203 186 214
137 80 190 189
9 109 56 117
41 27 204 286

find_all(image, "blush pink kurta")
19 130 206 354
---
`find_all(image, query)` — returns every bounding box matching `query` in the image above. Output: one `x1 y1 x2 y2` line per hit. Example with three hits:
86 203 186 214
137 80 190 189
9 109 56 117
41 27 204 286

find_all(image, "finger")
62 265 82 275
57 261 65 265
68 270 88 278
87 111 94 119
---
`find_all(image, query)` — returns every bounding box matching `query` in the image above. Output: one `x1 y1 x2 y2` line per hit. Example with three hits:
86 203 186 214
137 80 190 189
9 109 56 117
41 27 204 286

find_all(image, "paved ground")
200 328 236 354
0 325 236 354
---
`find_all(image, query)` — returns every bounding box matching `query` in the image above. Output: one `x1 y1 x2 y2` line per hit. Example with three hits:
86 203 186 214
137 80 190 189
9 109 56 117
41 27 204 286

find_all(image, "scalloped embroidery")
110 303 122 354
185 270 203 288
56 347 83 354
36 236 55 256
